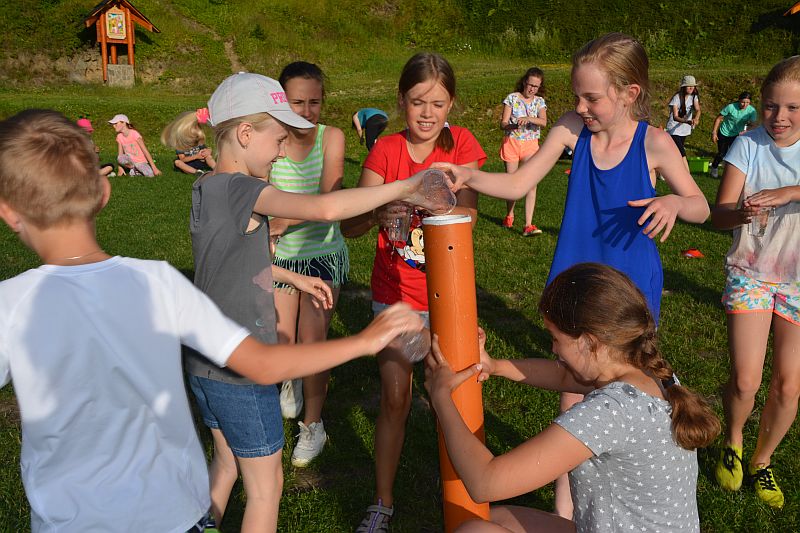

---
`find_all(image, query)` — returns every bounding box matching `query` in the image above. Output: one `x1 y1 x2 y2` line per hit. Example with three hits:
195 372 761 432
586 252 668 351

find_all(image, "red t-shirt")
364 126 486 310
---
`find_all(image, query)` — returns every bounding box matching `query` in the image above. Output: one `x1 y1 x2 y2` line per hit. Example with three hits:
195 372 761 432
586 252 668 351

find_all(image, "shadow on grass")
663 267 722 308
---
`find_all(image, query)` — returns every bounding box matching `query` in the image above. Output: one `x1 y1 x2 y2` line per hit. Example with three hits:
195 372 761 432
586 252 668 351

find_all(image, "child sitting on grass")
161 109 217 176
109 113 161 177
0 108 424 532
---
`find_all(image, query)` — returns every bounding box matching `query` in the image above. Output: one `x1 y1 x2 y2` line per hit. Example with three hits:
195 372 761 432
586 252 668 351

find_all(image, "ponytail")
635 332 720 450
436 123 454 152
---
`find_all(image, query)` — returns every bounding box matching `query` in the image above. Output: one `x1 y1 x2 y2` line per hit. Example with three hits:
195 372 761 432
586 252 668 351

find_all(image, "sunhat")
680 75 698 88
208 72 314 129
76 118 94 133
108 114 130 125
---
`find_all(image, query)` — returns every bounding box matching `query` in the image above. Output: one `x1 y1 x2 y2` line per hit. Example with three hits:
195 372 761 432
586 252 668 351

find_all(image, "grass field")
0 60 797 532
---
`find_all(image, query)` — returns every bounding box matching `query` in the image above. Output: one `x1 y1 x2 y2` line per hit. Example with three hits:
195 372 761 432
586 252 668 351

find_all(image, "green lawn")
0 63 797 531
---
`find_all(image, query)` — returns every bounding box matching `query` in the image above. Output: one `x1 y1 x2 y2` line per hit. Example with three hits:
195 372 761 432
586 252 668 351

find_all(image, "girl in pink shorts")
499 67 547 236
711 56 800 509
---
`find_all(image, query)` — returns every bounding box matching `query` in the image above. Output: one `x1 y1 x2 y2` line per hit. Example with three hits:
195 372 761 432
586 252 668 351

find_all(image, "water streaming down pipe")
422 214 490 531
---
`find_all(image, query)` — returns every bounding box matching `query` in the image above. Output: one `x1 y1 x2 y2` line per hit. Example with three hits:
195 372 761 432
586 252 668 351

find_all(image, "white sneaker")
279 378 303 419
291 420 327 467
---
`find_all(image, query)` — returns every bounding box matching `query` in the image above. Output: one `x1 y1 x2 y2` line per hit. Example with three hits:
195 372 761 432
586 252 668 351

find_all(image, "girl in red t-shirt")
342 52 486 532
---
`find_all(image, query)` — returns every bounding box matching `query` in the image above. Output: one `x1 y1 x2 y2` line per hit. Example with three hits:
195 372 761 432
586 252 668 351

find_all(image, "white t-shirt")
665 94 698 137
723 127 800 282
0 257 249 532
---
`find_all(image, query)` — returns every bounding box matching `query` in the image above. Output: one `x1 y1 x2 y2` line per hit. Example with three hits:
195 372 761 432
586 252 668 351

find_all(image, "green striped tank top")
270 125 349 284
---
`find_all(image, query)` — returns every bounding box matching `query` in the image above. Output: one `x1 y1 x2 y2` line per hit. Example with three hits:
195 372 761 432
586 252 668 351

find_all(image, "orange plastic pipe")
422 214 490 532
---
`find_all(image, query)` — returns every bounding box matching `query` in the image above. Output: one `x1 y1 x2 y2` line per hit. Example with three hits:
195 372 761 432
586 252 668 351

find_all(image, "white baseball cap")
108 114 130 124
208 72 314 129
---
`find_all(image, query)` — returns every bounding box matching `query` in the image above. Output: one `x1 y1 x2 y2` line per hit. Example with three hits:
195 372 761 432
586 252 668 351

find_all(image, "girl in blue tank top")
437 33 710 521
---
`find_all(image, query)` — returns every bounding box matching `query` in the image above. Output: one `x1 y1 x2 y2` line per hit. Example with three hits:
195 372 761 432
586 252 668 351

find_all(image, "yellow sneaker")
749 463 784 509
715 444 743 491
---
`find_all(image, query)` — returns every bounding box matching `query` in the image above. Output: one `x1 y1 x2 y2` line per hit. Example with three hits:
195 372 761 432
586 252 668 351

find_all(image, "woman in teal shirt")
710 91 757 177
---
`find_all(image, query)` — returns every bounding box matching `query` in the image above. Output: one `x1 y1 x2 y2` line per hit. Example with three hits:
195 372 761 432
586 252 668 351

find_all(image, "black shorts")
670 135 687 157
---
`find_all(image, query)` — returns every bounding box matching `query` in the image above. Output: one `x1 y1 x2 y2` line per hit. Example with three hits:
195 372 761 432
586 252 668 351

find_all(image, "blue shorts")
189 376 284 458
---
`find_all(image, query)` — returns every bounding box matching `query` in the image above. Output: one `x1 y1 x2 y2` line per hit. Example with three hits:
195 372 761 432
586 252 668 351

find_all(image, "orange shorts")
500 137 539 163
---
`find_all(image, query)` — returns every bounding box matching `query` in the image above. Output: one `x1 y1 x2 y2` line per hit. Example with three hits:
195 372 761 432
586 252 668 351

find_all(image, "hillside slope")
0 0 796 89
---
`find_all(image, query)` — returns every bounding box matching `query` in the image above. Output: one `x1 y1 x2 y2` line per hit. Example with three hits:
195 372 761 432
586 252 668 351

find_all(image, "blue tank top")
546 121 663 323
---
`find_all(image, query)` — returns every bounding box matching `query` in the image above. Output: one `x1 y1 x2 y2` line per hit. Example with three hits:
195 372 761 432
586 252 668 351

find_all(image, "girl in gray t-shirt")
426 263 720 533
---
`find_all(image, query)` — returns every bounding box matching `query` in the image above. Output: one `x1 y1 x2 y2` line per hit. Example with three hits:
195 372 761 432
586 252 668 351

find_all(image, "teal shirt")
357 108 388 124
719 103 757 137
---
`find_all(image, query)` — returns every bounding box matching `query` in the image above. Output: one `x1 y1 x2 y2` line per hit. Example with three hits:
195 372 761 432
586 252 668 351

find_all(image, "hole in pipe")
447 245 454 250
435 292 440 298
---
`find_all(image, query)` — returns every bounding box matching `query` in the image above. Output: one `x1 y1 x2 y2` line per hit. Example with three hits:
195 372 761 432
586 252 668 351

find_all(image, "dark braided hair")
539 263 720 450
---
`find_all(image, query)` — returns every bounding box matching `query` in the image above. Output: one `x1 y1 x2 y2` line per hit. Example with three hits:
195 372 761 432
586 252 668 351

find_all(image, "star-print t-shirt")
555 382 700 533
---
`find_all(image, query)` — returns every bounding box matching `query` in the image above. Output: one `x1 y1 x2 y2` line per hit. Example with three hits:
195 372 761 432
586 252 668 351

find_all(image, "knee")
771 377 800 403
729 373 762 398
380 388 411 419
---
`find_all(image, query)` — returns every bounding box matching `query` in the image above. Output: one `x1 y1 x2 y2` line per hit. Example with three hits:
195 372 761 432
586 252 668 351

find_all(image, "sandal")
356 499 394 533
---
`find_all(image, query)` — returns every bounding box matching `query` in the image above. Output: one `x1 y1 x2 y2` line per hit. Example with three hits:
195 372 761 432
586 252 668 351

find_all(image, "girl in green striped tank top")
269 61 349 467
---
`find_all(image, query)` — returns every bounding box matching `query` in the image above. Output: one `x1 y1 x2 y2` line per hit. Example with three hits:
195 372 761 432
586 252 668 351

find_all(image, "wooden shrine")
84 0 160 83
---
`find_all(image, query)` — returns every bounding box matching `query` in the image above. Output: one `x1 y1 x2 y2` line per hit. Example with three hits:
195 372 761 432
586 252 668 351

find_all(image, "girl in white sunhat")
665 75 702 171
186 72 454 531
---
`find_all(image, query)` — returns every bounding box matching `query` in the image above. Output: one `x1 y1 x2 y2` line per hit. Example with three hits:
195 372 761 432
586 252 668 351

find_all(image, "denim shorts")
372 300 430 327
189 375 284 458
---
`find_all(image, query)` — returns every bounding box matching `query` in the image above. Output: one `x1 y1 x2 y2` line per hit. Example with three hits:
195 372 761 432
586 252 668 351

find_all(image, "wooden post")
422 214 490 532
126 8 134 66
110 43 117 65
98 18 107 81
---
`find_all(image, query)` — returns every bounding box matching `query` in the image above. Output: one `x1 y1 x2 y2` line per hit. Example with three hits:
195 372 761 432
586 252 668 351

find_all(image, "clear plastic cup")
397 330 429 363
384 202 413 242
404 169 457 215
748 208 770 237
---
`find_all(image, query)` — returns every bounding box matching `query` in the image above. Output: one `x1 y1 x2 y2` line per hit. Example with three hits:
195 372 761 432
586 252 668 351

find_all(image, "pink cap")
76 118 94 133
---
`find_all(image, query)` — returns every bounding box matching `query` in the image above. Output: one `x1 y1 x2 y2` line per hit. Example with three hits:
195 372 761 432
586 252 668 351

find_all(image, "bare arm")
136 136 161 175
425 338 592 503
711 114 724 143
352 112 363 139
271 265 333 310
711 163 751 229
270 126 346 236
691 98 701 127
227 302 422 384
339 168 384 238
253 169 423 222
500 104 516 131
436 112 581 200
627 126 709 241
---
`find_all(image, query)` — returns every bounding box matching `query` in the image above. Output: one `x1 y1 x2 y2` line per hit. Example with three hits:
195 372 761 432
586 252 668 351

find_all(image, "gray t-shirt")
555 382 699 533
185 172 277 384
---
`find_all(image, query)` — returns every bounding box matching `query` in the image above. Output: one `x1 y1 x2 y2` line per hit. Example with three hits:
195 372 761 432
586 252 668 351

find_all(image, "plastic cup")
418 169 457 215
748 208 770 237
385 202 413 242
422 169 457 215
397 330 429 363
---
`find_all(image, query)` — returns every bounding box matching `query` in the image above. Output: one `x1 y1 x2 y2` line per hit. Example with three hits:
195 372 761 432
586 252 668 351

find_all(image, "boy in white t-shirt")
0 109 422 532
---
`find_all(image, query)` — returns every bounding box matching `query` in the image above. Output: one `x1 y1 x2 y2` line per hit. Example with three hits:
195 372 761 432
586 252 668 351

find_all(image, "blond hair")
540 263 721 450
161 110 207 151
761 55 800 97
572 33 652 122
0 109 105 228
212 112 276 152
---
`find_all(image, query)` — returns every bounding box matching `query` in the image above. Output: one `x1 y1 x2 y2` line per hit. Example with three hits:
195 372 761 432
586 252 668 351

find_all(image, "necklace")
406 130 432 164
56 250 105 262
